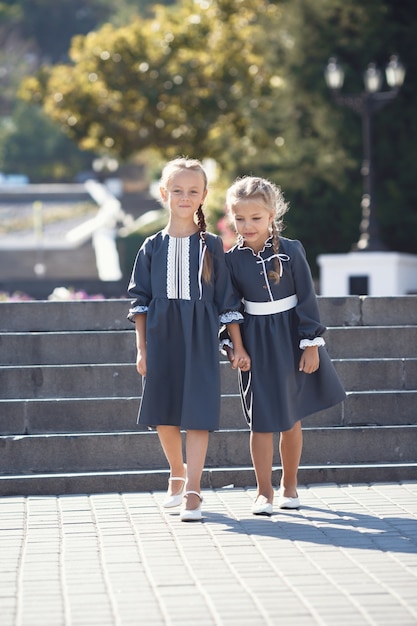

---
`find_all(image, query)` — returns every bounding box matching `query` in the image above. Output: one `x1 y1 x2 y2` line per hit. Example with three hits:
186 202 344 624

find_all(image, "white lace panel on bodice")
166 236 191 299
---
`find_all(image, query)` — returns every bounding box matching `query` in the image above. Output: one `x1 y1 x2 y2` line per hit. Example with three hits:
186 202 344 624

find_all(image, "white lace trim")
220 311 243 324
127 305 148 321
300 337 325 349
167 236 190 299
237 235 273 255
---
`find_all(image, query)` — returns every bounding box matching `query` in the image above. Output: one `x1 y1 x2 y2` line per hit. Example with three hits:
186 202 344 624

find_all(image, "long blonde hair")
160 157 212 283
226 176 289 283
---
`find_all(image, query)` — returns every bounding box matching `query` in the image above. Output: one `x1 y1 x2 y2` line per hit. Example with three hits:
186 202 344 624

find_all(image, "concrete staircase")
0 296 416 495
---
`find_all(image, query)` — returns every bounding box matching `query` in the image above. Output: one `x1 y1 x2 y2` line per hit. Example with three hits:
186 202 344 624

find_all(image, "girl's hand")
299 345 319 374
231 347 251 372
223 344 234 365
136 349 147 377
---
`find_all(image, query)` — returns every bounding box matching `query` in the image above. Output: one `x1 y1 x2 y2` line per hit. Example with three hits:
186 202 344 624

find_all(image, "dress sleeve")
211 236 243 325
291 239 326 341
126 237 153 322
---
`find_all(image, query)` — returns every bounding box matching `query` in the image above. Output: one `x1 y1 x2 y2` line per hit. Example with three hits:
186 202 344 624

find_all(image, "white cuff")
127 305 148 322
220 311 243 324
299 337 325 350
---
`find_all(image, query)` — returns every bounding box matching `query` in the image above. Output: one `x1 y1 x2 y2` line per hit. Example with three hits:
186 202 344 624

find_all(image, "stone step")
0 299 133 333
0 295 415 496
0 390 416 435
1 357 415 400
0 425 415 475
325 326 417 359
2 325 416 366
333 358 417 391
1 462 417 497
317 295 417 327
1 296 416 333
0 363 138 399
0 331 136 366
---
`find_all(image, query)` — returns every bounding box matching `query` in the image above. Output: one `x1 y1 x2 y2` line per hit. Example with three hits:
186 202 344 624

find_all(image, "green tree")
0 100 95 181
21 0 282 164
19 0 417 263
0 0 169 179
238 0 417 264
258 0 391 263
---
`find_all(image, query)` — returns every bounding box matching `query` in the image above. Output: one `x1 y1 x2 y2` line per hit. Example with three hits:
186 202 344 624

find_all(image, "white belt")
243 294 298 315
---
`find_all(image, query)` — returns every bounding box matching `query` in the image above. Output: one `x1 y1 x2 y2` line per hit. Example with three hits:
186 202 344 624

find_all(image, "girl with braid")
222 176 345 515
128 158 249 521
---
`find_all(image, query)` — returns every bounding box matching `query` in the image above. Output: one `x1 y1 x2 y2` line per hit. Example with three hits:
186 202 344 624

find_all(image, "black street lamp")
325 55 406 251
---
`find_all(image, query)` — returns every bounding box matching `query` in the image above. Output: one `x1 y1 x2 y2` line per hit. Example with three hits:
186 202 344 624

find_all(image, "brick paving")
1 482 417 625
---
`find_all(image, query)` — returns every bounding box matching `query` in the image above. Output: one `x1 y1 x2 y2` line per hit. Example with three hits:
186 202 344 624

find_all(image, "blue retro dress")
225 236 346 433
128 229 242 431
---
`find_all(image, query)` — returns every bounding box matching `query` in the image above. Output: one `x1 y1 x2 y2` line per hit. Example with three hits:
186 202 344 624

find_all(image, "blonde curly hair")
226 176 289 282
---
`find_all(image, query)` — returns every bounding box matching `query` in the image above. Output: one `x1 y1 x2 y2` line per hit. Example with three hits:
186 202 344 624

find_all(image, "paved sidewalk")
1 481 417 626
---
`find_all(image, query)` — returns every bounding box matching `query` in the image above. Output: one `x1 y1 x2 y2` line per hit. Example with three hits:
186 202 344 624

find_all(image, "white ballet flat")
278 494 300 509
252 496 273 516
162 476 186 508
180 491 203 522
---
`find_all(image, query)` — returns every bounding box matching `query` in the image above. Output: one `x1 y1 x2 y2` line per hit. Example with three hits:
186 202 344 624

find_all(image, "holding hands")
224 344 251 371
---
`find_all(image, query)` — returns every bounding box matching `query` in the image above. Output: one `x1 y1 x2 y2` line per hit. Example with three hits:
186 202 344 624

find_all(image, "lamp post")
324 55 405 251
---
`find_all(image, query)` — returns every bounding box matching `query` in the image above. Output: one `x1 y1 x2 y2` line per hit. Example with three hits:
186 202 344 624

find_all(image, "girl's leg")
156 425 186 496
250 431 274 503
183 429 209 510
279 420 303 498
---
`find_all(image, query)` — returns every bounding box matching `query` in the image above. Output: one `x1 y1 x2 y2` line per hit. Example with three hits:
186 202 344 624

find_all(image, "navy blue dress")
225 236 346 433
128 230 242 430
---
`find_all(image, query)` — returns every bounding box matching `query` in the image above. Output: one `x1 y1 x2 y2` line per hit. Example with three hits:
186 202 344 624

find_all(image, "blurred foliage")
0 0 172 180
20 1 280 162
0 101 96 181
2 0 417 267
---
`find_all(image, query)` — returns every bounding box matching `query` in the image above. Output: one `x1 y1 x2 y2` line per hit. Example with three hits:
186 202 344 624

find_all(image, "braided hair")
160 157 212 283
196 203 212 283
226 176 289 283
